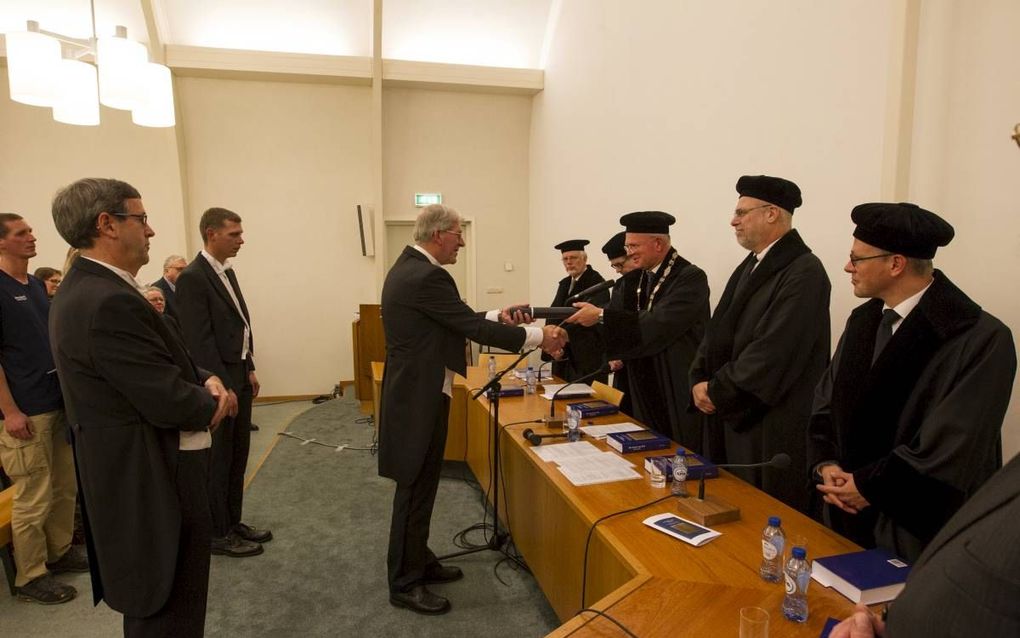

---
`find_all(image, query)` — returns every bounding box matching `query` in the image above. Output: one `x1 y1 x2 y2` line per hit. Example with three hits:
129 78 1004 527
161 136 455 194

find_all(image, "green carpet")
205 395 560 637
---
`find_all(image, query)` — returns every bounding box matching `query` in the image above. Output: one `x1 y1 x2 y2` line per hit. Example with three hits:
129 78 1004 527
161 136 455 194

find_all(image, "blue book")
643 453 719 481
606 429 671 453
810 548 911 605
566 399 620 418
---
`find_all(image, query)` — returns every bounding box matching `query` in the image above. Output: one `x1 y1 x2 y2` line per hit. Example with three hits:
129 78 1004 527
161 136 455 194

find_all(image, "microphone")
543 363 610 427
565 278 616 305
522 428 570 446
696 453 791 500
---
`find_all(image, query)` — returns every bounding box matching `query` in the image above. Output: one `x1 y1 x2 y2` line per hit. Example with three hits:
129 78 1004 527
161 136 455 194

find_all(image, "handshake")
498 305 569 358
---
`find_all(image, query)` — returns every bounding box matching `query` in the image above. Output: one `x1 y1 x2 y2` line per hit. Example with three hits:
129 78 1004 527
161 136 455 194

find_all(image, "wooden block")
676 494 741 526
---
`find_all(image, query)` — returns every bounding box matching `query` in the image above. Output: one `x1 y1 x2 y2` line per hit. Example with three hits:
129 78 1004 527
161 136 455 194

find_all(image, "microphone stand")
440 349 534 561
678 455 791 526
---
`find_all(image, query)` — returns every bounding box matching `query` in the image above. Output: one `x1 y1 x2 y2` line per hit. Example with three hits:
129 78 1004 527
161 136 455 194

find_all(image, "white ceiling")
0 0 556 69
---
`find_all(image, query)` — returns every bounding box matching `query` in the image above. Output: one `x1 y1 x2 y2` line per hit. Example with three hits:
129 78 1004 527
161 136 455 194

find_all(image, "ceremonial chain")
637 250 678 311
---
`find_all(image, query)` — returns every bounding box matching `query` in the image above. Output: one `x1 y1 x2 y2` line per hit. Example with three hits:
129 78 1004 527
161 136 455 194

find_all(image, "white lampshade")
52 60 100 126
131 63 175 128
6 30 62 107
97 34 148 110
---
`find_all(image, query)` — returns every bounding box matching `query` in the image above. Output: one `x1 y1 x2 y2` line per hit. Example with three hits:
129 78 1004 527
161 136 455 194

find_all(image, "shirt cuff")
522 326 544 350
485 309 500 322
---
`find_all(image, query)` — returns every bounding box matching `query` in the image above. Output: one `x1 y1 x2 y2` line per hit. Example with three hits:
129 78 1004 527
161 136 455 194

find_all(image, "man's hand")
830 604 886 638
540 324 567 356
2 411 34 440
249 371 260 398
564 302 601 327
204 376 232 431
817 467 871 513
500 305 533 326
691 381 716 414
609 359 624 372
226 390 239 418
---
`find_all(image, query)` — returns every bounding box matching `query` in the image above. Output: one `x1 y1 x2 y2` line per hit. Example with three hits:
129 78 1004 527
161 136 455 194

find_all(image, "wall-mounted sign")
414 193 443 207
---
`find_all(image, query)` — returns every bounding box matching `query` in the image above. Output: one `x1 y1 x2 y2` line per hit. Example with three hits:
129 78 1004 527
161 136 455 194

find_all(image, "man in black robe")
809 202 1016 562
565 212 709 449
690 175 830 514
543 239 609 383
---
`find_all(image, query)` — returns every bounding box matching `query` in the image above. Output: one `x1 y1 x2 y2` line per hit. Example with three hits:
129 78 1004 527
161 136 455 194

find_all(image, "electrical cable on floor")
276 431 375 452
577 608 641 638
579 494 675 612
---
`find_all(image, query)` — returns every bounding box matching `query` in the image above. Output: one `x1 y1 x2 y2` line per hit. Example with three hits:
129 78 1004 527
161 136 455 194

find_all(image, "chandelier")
5 16 174 128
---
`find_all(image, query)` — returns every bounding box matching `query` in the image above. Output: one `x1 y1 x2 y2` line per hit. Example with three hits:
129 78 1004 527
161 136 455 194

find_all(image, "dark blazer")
151 276 179 320
886 452 1020 636
49 257 216 617
175 253 255 390
378 247 526 484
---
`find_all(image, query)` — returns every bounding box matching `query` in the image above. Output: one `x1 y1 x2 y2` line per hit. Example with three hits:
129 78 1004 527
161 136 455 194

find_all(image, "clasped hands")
499 303 568 357
816 464 871 514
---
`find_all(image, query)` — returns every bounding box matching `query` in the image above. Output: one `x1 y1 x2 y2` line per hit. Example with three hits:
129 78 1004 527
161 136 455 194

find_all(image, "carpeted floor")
2 395 560 637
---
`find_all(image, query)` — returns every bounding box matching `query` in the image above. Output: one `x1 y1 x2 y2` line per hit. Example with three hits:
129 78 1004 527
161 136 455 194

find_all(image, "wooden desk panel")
456 367 861 635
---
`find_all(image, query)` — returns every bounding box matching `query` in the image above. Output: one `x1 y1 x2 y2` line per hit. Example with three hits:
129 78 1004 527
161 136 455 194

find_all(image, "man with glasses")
151 254 186 320
49 178 233 634
565 212 709 448
809 202 1015 562
689 175 830 514
543 239 609 383
177 208 271 558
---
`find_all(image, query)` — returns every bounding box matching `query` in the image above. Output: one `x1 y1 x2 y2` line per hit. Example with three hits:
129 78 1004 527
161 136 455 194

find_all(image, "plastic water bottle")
487 355 497 381
760 516 785 582
782 546 810 623
670 448 688 497
525 366 537 395
565 407 581 442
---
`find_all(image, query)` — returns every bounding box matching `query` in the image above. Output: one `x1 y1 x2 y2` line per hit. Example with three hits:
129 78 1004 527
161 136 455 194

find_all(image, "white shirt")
884 279 934 335
753 236 783 270
82 256 211 451
413 245 542 396
200 250 251 362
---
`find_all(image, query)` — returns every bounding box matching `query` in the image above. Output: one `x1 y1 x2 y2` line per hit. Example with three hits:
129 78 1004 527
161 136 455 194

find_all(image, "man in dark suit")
176 208 270 558
48 177 233 636
689 175 831 514
151 254 186 320
379 204 564 615
829 452 1020 638
543 239 609 383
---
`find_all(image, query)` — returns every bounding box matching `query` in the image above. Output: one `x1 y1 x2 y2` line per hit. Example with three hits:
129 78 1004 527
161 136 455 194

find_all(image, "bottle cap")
768 516 781 527
792 546 806 559
675 447 686 455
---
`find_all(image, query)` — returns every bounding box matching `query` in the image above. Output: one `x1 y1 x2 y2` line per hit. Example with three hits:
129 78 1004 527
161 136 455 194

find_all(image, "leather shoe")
424 563 463 584
211 532 263 557
45 545 89 574
389 585 451 615
233 522 273 543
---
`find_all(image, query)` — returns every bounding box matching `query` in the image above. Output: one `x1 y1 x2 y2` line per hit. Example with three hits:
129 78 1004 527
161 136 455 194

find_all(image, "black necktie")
872 309 900 364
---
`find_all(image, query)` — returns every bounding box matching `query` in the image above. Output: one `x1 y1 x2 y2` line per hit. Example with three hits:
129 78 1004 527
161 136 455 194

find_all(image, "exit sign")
415 193 442 207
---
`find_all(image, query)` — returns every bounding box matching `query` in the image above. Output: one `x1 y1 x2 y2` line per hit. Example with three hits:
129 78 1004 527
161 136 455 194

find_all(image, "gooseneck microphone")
697 453 791 500
565 278 616 305
543 363 610 427
522 428 569 446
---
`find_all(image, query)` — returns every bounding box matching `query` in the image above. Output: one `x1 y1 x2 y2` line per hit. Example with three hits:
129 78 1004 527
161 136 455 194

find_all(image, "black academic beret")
554 239 590 252
851 202 954 259
601 231 627 259
619 211 676 234
736 175 803 213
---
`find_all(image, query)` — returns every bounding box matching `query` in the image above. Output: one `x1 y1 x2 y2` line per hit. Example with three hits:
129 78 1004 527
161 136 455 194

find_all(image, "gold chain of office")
637 251 678 311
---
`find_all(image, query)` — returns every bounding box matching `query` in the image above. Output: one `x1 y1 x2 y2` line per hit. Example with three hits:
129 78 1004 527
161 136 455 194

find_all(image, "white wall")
176 77 375 397
530 0 1020 458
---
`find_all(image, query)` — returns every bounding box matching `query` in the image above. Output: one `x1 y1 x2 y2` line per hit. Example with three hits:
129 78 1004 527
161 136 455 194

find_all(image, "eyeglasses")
733 203 773 218
441 229 463 237
848 252 894 266
112 212 149 226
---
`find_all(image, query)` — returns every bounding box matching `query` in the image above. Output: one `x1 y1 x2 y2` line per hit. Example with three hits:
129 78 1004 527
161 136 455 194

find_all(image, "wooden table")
456 367 861 637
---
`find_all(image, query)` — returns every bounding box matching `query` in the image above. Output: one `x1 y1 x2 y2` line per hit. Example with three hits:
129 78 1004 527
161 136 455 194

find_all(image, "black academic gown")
690 230 830 514
545 265 609 382
607 271 642 417
600 249 709 449
809 270 1016 562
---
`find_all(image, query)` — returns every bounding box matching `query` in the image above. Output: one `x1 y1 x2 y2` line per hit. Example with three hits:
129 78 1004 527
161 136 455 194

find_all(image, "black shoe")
250 422 260 431
389 585 451 615
233 522 272 543
46 545 89 574
210 533 263 557
17 574 77 605
424 563 463 584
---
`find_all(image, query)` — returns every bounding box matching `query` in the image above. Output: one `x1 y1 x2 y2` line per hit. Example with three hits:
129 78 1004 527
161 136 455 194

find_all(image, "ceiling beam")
140 0 171 64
